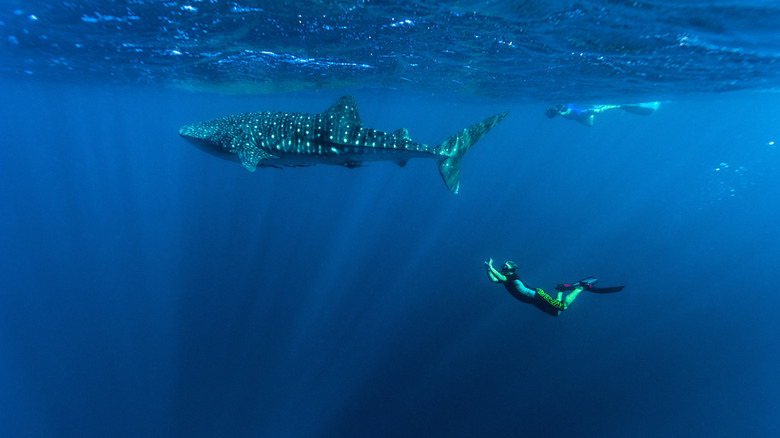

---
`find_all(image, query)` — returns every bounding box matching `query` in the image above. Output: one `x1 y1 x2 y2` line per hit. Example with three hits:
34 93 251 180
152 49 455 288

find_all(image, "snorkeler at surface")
545 102 660 126
484 259 623 316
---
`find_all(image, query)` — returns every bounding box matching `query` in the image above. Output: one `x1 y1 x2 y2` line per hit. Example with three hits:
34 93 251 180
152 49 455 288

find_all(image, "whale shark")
179 96 508 193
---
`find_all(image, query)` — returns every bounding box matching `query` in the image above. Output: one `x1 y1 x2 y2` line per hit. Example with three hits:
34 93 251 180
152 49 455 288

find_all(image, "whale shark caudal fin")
436 111 509 194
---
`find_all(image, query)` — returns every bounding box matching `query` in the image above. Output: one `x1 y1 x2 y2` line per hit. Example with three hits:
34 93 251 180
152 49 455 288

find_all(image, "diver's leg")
563 287 584 310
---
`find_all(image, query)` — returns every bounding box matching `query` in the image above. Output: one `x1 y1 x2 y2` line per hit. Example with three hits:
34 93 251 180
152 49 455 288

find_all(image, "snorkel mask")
501 261 517 275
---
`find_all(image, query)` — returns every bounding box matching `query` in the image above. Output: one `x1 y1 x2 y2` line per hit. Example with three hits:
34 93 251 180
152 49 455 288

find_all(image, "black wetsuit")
503 272 564 317
502 272 534 303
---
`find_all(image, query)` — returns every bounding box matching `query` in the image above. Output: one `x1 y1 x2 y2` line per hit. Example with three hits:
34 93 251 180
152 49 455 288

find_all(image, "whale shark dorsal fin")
392 128 410 140
324 95 362 126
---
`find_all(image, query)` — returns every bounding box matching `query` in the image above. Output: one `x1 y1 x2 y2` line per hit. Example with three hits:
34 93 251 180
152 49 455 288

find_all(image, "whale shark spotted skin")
179 96 508 194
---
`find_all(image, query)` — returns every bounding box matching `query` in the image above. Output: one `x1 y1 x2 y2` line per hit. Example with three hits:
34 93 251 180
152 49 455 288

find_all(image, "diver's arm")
485 259 507 283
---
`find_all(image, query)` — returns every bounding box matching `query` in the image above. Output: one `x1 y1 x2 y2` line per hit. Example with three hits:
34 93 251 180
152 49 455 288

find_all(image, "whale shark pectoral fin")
238 144 275 172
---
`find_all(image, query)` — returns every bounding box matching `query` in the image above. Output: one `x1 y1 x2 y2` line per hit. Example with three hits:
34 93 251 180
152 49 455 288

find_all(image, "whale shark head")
179 120 240 162
179 122 218 147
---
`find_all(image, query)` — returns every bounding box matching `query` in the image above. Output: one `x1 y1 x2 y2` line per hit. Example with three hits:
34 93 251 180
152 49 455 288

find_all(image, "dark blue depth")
1 82 779 437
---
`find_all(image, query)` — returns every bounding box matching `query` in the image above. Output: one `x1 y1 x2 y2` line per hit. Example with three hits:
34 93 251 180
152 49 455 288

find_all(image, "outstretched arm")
484 258 507 283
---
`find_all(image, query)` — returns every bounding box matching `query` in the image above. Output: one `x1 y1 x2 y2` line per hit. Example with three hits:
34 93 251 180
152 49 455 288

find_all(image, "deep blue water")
2 1 780 437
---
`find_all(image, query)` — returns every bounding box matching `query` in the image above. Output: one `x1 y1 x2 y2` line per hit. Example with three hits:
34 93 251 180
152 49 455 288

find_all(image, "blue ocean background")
2 1 780 437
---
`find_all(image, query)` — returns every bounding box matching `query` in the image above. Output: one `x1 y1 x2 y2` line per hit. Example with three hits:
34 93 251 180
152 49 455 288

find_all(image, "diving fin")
619 102 660 116
555 277 623 293
556 277 597 291
588 286 624 294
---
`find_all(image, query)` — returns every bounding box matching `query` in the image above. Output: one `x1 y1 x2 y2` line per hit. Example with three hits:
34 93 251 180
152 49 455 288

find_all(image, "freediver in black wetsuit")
484 259 623 316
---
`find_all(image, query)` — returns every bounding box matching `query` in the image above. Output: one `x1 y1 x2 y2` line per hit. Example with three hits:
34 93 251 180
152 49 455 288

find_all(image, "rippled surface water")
2 1 779 100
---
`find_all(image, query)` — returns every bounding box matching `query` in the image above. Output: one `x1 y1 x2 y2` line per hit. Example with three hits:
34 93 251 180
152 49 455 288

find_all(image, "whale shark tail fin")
436 111 508 194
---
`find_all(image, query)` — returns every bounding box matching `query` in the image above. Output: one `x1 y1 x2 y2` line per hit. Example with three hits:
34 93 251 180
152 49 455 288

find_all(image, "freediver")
484 259 623 316
544 102 660 126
